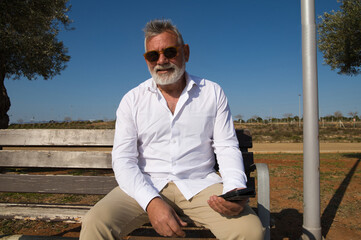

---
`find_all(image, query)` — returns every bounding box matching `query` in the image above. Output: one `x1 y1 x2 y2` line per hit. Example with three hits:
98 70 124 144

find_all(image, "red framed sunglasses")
143 46 181 62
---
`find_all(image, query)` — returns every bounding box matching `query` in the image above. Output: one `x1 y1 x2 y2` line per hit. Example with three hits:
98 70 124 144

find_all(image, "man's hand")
146 197 187 237
207 189 248 216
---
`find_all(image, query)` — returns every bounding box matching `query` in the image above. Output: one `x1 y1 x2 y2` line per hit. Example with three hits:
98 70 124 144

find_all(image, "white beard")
149 62 185 86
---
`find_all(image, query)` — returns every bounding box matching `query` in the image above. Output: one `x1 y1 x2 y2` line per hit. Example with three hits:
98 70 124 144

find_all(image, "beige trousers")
80 182 264 240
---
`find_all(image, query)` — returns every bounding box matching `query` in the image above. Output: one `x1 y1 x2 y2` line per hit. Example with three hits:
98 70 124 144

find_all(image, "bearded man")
80 19 264 240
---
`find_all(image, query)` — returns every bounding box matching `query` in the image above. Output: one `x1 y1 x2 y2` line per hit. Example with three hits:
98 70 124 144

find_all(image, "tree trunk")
0 69 10 129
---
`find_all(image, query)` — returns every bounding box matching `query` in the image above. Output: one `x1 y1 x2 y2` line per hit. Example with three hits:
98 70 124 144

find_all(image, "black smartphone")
218 188 256 201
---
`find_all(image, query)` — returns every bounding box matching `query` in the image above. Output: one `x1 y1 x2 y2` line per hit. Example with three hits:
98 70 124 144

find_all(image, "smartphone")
218 188 256 201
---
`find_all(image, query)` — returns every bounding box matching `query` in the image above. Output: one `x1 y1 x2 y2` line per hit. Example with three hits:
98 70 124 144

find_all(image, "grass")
0 192 104 205
235 122 361 143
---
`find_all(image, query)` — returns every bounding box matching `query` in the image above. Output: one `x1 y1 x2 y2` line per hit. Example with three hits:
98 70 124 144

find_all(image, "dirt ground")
252 142 361 154
1 144 361 239
254 152 361 240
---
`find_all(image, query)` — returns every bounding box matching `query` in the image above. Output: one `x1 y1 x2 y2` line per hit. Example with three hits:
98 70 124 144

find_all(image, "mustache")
154 63 175 71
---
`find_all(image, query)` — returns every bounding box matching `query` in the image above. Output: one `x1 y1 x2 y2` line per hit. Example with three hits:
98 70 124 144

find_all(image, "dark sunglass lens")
145 51 159 62
164 47 178 59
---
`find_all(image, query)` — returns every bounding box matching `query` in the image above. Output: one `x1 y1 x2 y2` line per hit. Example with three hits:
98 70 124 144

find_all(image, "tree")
334 111 343 120
249 115 260 123
234 114 243 122
64 116 72 122
265 116 273 123
348 111 358 118
283 113 293 122
0 0 73 128
318 0 361 76
348 111 359 121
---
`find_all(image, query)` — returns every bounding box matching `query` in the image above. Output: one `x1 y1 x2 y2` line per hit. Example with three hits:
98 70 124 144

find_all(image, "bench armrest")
254 163 270 240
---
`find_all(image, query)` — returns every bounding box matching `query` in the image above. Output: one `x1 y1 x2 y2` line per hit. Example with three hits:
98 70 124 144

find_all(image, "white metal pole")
299 94 302 128
301 0 322 239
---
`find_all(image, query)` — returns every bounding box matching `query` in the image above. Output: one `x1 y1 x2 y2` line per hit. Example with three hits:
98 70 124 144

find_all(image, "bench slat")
0 174 254 195
0 203 90 223
0 175 117 195
0 151 253 172
0 129 252 149
0 129 114 146
0 150 112 169
236 129 252 149
128 227 216 239
242 152 254 172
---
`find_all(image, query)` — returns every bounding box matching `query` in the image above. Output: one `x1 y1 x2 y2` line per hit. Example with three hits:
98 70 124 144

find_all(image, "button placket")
169 121 180 175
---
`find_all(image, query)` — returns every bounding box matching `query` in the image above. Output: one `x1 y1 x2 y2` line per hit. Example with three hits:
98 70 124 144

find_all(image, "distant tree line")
321 111 360 122
235 111 360 123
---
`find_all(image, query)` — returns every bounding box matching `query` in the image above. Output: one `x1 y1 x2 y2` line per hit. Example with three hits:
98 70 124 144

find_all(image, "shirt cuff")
222 172 248 193
134 187 161 211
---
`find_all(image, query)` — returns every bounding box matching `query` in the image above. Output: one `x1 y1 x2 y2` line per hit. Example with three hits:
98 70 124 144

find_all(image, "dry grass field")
9 120 361 143
233 122 361 143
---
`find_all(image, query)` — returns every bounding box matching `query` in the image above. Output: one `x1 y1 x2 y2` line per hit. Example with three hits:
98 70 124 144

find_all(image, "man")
80 19 264 240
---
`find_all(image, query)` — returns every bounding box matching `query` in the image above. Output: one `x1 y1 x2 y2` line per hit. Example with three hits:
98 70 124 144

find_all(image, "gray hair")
143 19 184 50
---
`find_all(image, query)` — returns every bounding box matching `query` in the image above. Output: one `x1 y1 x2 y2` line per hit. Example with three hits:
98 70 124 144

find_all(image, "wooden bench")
0 129 270 240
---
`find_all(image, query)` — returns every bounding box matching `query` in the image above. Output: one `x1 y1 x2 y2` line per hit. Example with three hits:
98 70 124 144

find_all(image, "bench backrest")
0 129 254 195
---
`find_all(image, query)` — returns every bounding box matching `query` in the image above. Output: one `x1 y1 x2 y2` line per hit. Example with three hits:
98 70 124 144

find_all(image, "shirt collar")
147 78 158 93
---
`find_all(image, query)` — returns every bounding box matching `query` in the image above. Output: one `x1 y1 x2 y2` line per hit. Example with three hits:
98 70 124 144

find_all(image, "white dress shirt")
112 73 247 211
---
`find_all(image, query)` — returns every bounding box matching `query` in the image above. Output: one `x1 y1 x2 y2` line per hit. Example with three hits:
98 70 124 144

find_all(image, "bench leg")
255 163 270 240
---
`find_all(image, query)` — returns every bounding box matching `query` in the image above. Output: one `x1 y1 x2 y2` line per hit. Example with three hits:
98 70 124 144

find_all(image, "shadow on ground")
270 156 360 240
321 156 360 238
271 209 303 240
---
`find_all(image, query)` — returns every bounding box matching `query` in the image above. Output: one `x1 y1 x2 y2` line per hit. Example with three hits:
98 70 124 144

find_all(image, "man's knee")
215 220 264 240
210 209 264 240
80 206 120 240
234 221 264 240
81 207 101 229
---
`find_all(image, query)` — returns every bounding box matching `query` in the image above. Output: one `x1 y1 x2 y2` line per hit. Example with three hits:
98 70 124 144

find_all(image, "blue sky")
5 0 361 123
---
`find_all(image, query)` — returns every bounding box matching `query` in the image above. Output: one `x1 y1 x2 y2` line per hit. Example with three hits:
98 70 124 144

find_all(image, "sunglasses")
143 46 181 62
